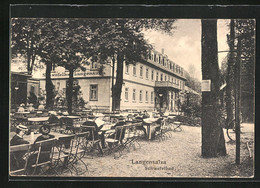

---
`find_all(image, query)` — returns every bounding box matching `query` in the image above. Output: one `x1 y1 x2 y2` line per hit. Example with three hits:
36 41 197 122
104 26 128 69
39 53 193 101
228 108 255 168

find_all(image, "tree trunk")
225 19 235 129
113 53 124 111
45 62 54 109
201 19 226 157
111 55 116 111
67 68 74 114
27 43 32 74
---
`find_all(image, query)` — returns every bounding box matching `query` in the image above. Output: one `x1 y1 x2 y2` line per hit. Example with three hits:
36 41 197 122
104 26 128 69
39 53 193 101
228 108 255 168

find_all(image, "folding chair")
122 123 141 153
81 125 104 158
28 138 57 175
52 134 76 175
53 132 88 175
60 117 75 134
71 132 89 175
105 126 125 159
10 144 32 176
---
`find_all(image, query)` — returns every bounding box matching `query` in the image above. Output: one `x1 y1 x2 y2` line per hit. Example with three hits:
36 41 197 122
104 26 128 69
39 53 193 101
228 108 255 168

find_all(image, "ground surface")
61 123 254 178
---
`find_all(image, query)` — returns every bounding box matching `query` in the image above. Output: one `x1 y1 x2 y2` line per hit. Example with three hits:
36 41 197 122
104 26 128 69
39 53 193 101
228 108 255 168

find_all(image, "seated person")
38 104 45 111
28 103 35 112
34 125 55 143
142 110 150 119
107 117 126 145
82 115 105 154
10 124 29 146
134 116 147 137
10 125 30 171
32 125 55 163
17 104 25 112
48 113 60 124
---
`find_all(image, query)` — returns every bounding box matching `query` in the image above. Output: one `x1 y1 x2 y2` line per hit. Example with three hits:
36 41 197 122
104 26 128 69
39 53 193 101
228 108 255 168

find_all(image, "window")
163 58 165 66
133 89 136 101
156 72 159 81
165 75 167 81
170 63 172 70
151 70 154 81
145 91 148 103
90 85 98 101
159 56 161 64
177 79 179 85
168 75 170 82
161 73 163 81
146 68 149 79
151 54 154 61
91 62 97 69
171 78 173 83
125 64 129 74
173 64 175 72
140 65 143 77
154 54 156 62
125 88 129 101
151 91 154 104
139 90 143 102
133 65 136 76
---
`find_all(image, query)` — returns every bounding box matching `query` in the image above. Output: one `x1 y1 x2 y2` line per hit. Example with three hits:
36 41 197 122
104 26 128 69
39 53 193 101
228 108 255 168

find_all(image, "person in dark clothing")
10 125 29 146
10 125 30 171
48 114 60 124
135 112 150 137
34 125 55 143
28 91 38 107
32 125 55 163
82 116 105 155
109 117 126 142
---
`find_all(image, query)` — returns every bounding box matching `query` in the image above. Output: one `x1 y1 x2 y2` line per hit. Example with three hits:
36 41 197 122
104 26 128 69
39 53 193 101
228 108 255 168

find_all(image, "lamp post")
159 93 163 116
14 85 19 109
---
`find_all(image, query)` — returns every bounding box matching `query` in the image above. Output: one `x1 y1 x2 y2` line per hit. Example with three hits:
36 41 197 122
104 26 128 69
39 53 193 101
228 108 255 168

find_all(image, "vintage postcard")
9 5 255 179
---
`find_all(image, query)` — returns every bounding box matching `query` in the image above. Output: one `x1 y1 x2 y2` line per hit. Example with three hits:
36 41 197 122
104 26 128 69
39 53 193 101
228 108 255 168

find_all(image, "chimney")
161 48 164 54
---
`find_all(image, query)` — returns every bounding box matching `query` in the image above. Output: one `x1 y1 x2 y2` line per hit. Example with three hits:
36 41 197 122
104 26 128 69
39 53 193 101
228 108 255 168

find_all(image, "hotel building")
37 49 186 112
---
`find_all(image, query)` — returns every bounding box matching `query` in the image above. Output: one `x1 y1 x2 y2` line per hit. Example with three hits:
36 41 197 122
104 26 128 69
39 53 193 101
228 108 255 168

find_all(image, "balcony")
155 81 180 90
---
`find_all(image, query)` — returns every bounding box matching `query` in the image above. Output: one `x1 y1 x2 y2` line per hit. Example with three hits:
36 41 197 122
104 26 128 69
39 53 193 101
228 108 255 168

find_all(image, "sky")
143 19 230 80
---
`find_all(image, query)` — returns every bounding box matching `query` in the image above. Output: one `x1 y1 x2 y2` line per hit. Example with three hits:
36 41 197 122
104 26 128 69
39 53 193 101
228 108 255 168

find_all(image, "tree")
201 19 226 157
94 19 176 110
11 18 44 74
11 18 56 108
47 19 97 114
235 19 255 122
225 19 235 128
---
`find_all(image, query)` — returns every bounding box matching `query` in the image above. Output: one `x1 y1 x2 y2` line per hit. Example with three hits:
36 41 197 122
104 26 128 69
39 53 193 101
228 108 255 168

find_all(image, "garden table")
142 118 160 140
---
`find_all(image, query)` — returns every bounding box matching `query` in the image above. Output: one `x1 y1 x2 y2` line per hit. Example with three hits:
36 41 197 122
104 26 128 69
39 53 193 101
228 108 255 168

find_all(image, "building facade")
11 72 40 109
37 49 186 112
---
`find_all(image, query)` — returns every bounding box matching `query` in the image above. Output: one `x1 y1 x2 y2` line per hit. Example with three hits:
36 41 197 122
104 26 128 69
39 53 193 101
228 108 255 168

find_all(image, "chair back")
57 134 75 150
30 138 57 173
74 132 89 153
81 123 98 141
10 144 31 175
114 126 125 142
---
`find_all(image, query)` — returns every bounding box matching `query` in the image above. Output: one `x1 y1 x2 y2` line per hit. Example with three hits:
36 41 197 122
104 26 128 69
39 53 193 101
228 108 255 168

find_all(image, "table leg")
148 125 151 140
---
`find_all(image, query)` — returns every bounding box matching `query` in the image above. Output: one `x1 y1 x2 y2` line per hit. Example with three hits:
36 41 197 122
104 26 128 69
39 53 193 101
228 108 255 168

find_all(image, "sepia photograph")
9 13 255 178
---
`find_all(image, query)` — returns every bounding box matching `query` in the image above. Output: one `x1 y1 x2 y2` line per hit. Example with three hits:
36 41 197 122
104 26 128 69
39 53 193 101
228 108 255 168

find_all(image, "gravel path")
59 123 254 178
